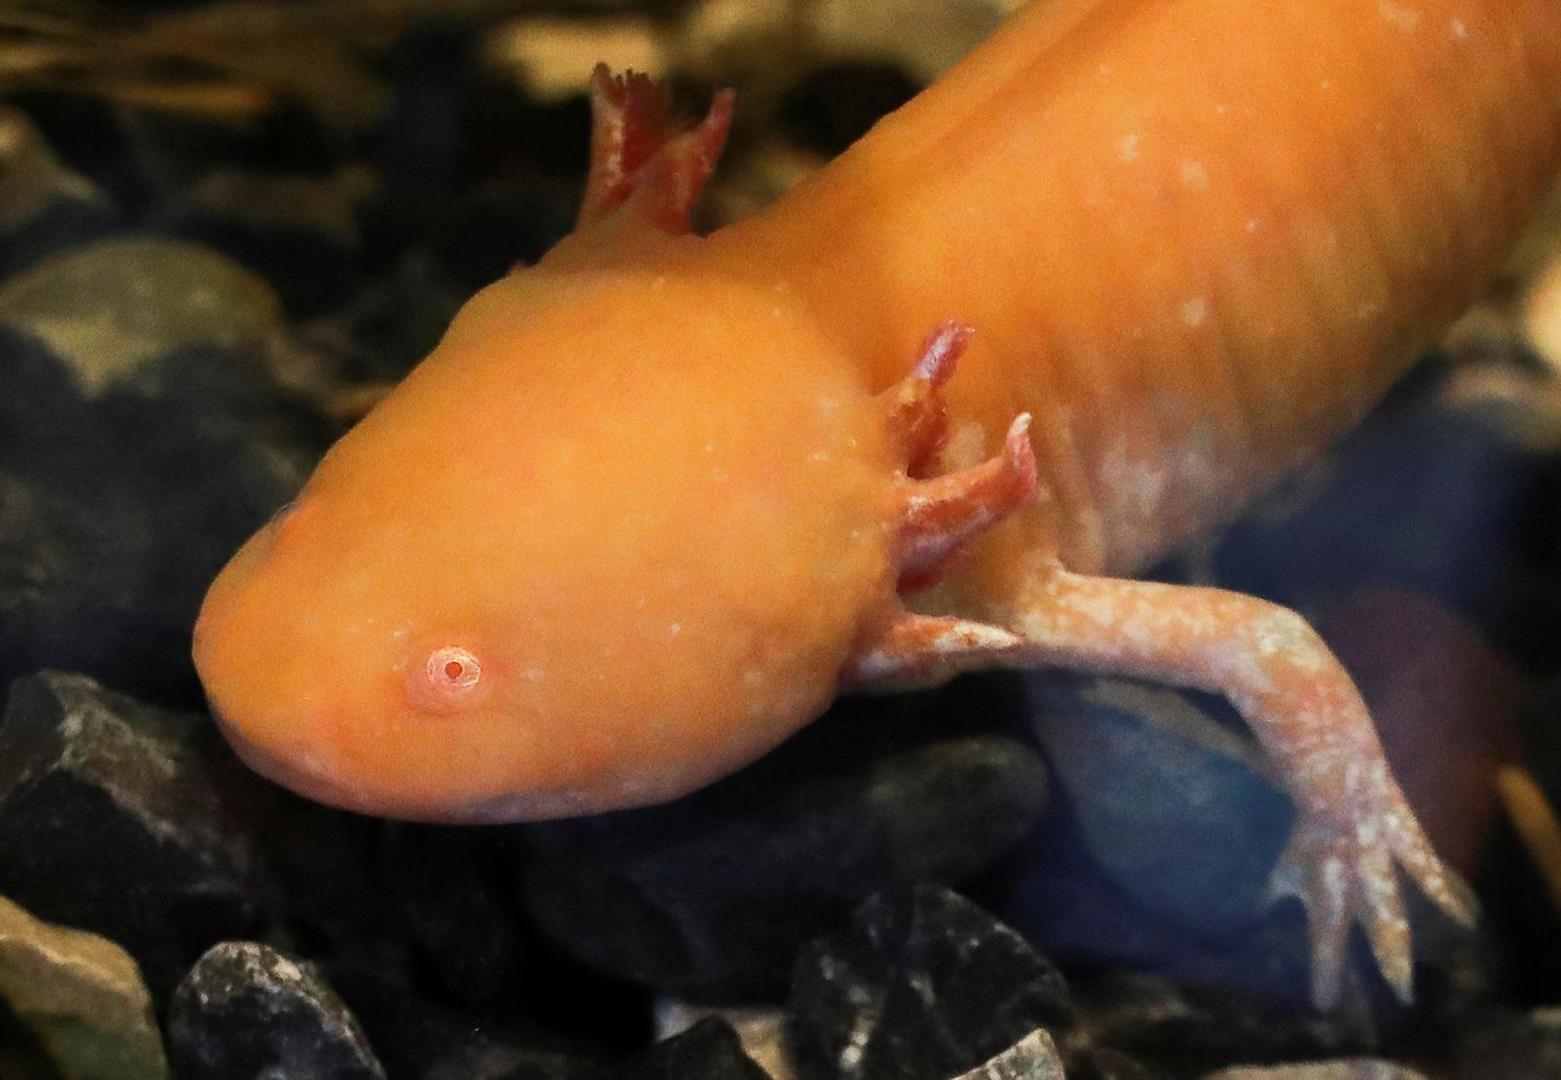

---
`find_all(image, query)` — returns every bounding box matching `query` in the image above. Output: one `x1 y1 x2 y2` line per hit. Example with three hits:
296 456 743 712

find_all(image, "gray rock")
949 1029 1065 1080
168 941 386 1080
788 885 1074 1080
1065 973 1372 1079
326 960 602 1080
0 672 265 997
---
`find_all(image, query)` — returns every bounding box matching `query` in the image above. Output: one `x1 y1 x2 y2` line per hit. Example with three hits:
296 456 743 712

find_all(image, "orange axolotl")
193 0 1561 1007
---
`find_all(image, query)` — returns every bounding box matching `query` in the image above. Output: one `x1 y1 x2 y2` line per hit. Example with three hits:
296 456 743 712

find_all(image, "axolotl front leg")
850 324 1475 1008
579 69 1472 1010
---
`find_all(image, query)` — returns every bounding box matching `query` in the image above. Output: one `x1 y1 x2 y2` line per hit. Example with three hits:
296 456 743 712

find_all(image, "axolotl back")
195 0 1561 1007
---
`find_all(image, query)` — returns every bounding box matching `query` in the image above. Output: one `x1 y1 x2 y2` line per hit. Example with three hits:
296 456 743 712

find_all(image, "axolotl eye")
409 645 485 710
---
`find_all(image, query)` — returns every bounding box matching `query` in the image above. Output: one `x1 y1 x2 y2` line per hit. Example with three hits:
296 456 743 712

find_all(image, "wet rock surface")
0 672 265 997
168 941 386 1080
788 885 1074 1080
0 3 1560 1077
947 1029 1066 1080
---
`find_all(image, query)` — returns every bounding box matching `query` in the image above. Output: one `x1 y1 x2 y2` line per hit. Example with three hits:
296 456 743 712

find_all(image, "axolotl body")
194 0 1561 1006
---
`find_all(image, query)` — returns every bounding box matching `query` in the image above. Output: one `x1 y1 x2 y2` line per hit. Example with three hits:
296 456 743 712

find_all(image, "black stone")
521 686 1049 998
329 959 605 1080
0 317 329 702
788 885 1075 1080
334 253 469 385
777 62 923 156
1066 973 1375 1079
383 823 526 1011
0 671 265 998
1069 1046 1164 1080
153 169 365 316
168 941 386 1080
602 1017 772 1080
1452 1008 1561 1080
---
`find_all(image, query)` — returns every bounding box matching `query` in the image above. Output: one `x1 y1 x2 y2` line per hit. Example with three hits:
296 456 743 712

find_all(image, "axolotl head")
193 233 912 822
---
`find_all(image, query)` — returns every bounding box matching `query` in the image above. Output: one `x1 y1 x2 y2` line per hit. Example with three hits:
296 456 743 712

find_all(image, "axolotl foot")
1268 757 1479 1007
844 322 1477 1010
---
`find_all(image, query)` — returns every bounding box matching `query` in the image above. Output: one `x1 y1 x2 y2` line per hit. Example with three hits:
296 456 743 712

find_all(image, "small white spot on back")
1180 297 1210 328
1378 1 1422 31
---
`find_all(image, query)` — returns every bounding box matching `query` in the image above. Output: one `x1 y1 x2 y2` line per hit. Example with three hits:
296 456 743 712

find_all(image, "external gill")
580 65 735 233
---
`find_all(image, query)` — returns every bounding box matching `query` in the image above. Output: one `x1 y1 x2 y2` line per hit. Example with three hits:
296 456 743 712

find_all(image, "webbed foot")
1270 761 1478 1007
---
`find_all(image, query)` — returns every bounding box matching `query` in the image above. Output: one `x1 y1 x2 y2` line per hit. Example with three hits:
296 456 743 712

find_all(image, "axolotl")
193 0 1561 1007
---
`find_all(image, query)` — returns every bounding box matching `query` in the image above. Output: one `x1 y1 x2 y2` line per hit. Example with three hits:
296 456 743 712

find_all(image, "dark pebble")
0 314 328 700
777 61 923 156
948 1028 1065 1080
328 959 604 1080
605 1017 772 1080
521 687 1049 998
0 671 265 999
1452 1008 1561 1079
153 168 366 316
168 941 386 1080
1022 674 1292 938
788 884 1075 1080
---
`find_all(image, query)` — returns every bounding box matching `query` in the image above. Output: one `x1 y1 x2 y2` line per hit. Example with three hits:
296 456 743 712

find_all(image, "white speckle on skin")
944 421 989 470
1180 160 1210 190
1180 297 1209 328
667 623 682 638
1246 218 1262 233
1450 17 1468 40
1118 132 1142 164
1378 1 1422 31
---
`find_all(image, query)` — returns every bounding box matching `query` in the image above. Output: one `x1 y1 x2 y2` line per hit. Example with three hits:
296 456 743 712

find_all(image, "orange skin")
195 0 1561 1007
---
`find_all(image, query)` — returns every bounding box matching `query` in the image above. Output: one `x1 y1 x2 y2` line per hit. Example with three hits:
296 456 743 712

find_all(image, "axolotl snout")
197 0 1561 1008
195 227 924 822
